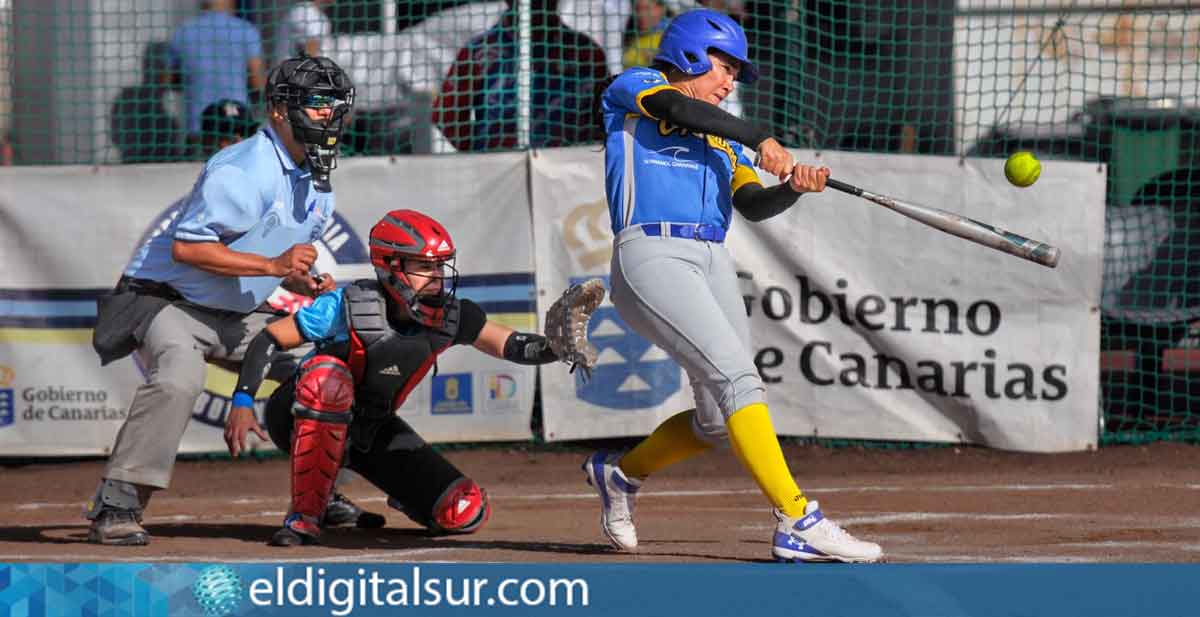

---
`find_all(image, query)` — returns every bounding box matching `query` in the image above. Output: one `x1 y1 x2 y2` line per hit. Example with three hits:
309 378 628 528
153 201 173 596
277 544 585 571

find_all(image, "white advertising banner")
533 147 1105 452
0 152 535 456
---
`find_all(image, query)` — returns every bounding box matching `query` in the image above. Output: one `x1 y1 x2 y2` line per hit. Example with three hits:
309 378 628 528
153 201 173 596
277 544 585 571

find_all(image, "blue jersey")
601 67 761 234
124 126 335 313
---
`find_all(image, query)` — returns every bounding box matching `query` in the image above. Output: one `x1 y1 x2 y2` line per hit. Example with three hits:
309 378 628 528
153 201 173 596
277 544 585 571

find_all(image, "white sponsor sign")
0 152 535 456
533 147 1105 451
0 147 1106 454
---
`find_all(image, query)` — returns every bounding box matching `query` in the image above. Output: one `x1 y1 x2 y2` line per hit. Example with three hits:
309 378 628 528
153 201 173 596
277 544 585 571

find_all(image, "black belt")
116 276 183 302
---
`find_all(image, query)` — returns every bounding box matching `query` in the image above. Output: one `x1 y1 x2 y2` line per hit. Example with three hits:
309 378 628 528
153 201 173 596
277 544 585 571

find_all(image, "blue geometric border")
2 563 1197 617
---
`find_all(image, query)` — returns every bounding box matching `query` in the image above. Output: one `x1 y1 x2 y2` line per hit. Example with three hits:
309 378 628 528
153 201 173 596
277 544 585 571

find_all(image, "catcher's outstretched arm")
473 321 559 365
473 279 605 375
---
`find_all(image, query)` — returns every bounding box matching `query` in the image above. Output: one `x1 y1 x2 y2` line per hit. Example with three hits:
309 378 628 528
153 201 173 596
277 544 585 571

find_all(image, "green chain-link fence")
2 0 1198 443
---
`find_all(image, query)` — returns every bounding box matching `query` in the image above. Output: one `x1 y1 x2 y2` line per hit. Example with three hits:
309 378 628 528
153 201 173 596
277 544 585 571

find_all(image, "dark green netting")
2 1 1197 445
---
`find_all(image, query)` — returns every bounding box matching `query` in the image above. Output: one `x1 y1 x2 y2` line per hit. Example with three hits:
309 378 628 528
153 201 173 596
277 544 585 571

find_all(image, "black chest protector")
334 280 461 418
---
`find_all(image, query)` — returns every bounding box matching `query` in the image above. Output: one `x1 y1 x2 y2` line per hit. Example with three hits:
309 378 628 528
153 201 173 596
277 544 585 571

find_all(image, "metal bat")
825 178 1061 269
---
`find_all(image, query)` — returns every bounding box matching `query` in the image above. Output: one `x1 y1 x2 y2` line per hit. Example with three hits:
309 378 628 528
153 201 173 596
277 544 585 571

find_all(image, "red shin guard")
289 355 355 533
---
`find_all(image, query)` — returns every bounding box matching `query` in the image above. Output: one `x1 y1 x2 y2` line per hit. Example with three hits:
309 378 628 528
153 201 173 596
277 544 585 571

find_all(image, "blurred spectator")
560 0 698 75
622 0 670 69
0 133 13 166
111 42 185 164
558 0 631 76
273 0 333 65
433 0 608 151
197 98 259 158
698 0 744 20
166 0 266 141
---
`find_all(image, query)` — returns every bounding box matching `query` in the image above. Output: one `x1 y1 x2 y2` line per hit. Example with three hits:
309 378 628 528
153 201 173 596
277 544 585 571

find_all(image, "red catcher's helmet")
368 210 459 327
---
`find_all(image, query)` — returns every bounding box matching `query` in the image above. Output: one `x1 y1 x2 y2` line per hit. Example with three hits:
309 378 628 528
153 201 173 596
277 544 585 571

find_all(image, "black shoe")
87 508 148 546
269 525 316 546
324 493 386 529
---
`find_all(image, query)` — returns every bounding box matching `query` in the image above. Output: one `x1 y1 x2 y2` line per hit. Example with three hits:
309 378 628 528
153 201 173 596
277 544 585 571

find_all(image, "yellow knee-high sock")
619 410 712 479
727 403 808 517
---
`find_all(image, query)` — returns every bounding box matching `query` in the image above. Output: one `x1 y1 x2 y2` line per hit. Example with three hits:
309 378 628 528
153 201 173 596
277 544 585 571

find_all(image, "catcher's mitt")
544 278 606 379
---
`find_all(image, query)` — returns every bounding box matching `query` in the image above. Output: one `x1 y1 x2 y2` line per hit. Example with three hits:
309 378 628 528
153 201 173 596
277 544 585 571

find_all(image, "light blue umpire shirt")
125 125 334 313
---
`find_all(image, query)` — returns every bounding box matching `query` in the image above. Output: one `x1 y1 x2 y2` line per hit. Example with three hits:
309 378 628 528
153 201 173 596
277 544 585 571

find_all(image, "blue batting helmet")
653 9 758 84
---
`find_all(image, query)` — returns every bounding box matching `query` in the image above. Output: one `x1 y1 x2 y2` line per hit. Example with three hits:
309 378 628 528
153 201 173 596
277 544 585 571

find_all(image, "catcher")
224 208 602 546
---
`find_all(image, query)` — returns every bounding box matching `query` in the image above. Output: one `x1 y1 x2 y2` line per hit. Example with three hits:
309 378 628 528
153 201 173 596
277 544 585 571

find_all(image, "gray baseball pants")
103 303 306 489
609 225 765 444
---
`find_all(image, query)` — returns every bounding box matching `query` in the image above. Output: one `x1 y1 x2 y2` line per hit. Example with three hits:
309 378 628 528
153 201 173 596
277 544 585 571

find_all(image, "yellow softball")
1004 151 1041 188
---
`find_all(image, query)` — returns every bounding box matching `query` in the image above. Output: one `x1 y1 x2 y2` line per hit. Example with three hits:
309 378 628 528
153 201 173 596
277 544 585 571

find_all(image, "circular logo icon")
192 564 243 617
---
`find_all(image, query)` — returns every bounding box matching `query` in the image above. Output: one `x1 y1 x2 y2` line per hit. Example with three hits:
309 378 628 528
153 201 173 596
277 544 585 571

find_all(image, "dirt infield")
2 442 1198 563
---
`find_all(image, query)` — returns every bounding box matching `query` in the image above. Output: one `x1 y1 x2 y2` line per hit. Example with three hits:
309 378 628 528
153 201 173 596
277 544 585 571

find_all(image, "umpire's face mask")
287 91 353 192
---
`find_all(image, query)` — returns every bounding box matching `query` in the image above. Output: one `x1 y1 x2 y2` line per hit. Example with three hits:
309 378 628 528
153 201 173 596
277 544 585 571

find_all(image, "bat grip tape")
825 178 862 196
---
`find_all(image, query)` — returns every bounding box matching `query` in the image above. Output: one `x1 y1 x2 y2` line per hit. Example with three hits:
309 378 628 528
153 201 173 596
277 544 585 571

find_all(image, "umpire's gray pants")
103 304 304 489
610 226 765 444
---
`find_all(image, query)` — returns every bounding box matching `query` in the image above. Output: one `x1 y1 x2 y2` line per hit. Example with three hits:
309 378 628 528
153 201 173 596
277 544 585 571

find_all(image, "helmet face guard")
268 56 355 192
653 9 758 84
369 210 459 327
383 256 460 327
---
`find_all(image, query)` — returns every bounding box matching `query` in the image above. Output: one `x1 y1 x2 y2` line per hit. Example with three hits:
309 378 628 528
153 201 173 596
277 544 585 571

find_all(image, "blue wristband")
231 392 255 409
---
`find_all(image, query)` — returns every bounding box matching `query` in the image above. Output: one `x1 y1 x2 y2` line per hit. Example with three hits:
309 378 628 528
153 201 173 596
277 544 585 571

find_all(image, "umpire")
86 55 355 545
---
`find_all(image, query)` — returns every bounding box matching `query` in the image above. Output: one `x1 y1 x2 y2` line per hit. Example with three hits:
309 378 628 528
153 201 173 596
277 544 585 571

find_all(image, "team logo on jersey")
646 144 699 170
569 276 681 409
261 211 280 238
655 146 690 161
133 201 369 430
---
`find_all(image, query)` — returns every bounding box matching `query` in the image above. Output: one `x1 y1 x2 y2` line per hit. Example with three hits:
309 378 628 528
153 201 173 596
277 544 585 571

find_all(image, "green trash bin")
1108 100 1185 206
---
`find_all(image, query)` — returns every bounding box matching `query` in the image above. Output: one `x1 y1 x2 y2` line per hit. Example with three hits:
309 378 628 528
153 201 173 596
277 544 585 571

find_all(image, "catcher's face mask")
381 256 459 327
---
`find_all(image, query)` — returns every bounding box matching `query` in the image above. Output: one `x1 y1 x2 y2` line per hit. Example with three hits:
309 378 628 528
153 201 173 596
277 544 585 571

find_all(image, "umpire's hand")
225 405 269 458
269 243 318 277
283 271 336 296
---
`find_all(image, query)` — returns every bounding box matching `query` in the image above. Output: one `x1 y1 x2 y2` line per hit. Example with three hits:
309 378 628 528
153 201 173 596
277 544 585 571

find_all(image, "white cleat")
772 501 883 563
582 451 641 551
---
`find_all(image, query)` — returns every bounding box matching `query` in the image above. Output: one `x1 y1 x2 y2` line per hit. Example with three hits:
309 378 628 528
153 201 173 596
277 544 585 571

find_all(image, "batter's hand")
269 243 317 278
786 164 830 193
224 405 268 458
755 138 795 181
